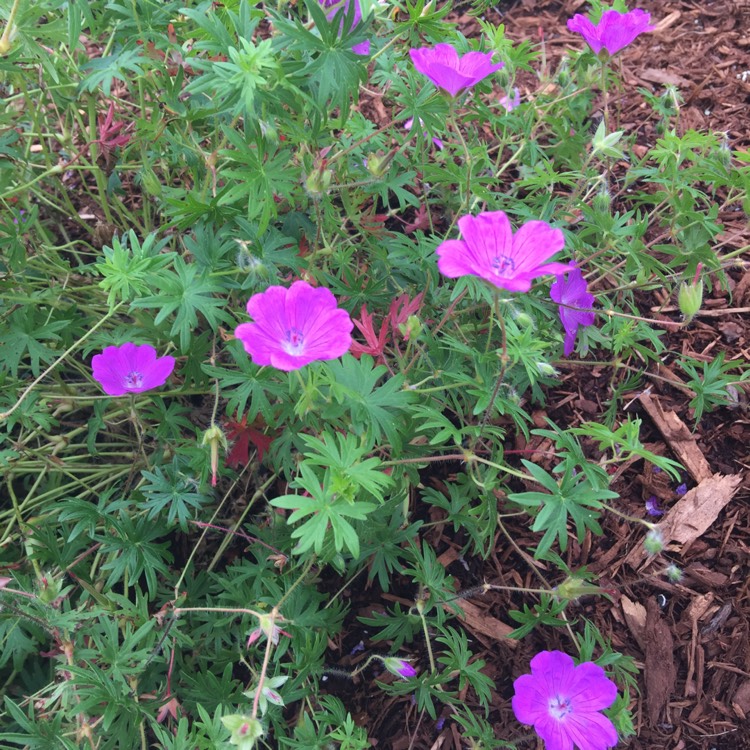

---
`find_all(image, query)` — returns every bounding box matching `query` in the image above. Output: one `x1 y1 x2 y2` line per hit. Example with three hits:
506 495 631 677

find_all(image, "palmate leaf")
324 355 414 452
131 257 234 351
0 307 70 377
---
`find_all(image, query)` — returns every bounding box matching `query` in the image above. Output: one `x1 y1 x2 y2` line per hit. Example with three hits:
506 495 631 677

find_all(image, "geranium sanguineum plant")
512 651 619 750
550 268 596 356
234 280 353 371
436 211 571 292
567 9 655 56
409 44 503 97
91 343 175 396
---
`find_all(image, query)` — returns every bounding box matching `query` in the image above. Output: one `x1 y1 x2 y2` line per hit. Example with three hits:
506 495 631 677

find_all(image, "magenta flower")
234 280 353 372
549 268 595 356
567 9 655 56
320 0 370 55
383 657 417 679
512 651 619 750
409 44 503 97
436 211 571 292
91 342 175 396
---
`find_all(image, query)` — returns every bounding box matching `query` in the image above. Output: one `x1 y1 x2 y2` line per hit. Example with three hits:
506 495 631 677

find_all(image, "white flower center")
282 328 305 356
548 695 573 720
491 255 515 276
124 371 144 389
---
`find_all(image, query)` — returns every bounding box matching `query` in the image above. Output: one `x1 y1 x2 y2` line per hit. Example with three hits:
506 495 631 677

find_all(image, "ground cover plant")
1 0 749 747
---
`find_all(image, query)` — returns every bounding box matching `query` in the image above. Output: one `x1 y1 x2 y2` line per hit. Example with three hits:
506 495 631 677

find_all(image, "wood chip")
645 598 677 725
639 393 713 483
621 596 647 651
452 599 517 649
658 473 744 549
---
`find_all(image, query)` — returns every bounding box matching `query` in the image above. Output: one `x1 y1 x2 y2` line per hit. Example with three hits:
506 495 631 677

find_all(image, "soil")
337 1 750 748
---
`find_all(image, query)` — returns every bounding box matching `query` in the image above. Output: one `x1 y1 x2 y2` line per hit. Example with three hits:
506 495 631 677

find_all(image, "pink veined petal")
129 343 158 371
235 321 279 367
301 309 354 360
529 651 578 699
532 714 576 750
140 355 176 391
512 673 551 725
567 14 603 53
567 663 619 712
559 711 619 750
269 350 312 371
458 212 514 276
457 51 504 82
435 239 477 278
410 43 459 72
599 9 654 54
419 62 474 96
246 286 290 339
510 221 565 274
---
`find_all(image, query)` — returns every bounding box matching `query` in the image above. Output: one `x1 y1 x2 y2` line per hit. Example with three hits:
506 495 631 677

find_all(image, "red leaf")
350 305 388 362
225 414 274 467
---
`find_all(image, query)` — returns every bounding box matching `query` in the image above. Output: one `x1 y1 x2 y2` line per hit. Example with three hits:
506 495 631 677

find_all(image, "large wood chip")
658 473 743 548
645 598 677 725
639 393 713 483
452 599 518 649
624 473 743 568
621 596 647 651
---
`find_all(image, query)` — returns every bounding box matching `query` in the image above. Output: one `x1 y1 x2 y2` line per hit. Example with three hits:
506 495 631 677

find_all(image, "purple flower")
567 9 655 56
404 117 443 150
436 211 571 293
409 44 503 97
234 280 353 372
320 0 370 55
645 495 664 517
550 268 595 356
12 209 27 225
675 483 687 496
383 657 417 679
91 343 175 396
499 87 521 113
512 651 619 750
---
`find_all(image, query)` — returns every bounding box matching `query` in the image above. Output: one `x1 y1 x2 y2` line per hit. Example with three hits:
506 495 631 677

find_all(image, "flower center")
548 695 573 720
491 255 515 276
283 328 306 357
124 371 144 389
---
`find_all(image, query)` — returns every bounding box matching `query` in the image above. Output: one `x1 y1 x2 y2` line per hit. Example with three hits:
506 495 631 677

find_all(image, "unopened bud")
304 166 332 197
554 575 607 602
221 715 264 748
536 361 559 378
678 279 703 323
383 657 417 679
664 564 682 582
37 572 63 604
592 184 611 213
201 425 227 487
399 314 422 341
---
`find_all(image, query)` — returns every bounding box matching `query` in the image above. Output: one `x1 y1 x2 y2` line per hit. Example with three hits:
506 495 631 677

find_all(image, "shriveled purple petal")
235 281 353 372
568 9 654 56
550 269 595 356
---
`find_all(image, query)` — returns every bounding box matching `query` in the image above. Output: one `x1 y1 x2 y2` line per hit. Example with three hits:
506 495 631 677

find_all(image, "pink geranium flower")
567 9 655 56
234 280 353 371
513 650 619 750
499 87 521 113
91 343 175 396
320 0 370 55
409 44 503 97
436 211 571 292
550 268 595 356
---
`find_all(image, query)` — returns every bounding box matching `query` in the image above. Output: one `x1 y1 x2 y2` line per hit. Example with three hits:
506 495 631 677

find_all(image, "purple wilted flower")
383 657 417 679
512 650 619 750
550 268 595 356
404 117 443 150
499 87 521 112
645 495 664 517
436 211 571 293
320 0 370 55
675 483 688 496
91 343 175 396
436 717 446 731
409 44 503 97
234 280 353 371
12 209 27 225
567 9 655 56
